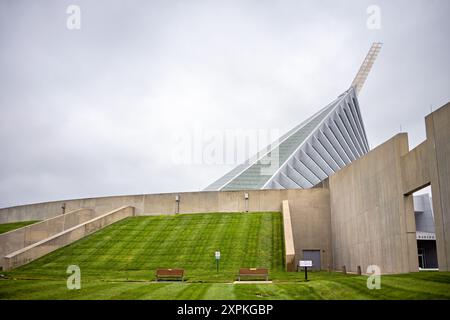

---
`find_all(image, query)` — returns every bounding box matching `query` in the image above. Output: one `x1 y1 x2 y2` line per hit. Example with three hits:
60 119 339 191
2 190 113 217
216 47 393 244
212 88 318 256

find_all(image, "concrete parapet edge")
3 206 134 271
0 208 95 269
282 200 295 271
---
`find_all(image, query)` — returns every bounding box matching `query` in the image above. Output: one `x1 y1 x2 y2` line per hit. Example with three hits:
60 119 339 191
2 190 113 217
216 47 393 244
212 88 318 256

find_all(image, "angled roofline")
261 88 355 189
205 95 342 191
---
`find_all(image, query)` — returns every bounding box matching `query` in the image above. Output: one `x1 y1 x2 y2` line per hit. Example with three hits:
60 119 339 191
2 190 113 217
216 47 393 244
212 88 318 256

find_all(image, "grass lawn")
2 212 284 282
0 220 40 234
1 212 450 300
1 272 450 300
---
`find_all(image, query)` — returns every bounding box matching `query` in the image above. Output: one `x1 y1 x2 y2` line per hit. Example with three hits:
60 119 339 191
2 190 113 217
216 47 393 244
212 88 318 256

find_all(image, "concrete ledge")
401 140 431 194
0 208 95 269
3 206 134 271
282 200 295 271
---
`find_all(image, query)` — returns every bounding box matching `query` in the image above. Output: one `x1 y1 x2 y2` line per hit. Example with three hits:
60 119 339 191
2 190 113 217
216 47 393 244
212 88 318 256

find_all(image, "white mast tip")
351 42 383 96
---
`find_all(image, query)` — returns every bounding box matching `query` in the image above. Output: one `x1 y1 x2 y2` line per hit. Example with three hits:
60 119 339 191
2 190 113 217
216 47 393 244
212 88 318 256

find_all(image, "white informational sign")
215 251 221 260
299 260 312 267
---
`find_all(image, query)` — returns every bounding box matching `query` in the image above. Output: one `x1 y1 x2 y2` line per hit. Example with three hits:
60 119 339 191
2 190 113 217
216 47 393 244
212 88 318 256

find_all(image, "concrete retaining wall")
0 208 95 269
0 189 320 222
282 200 295 271
3 206 134 271
0 195 143 224
0 189 331 272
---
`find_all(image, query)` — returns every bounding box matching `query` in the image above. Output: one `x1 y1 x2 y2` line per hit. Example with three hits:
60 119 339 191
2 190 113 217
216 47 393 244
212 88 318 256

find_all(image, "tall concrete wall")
288 188 332 270
329 134 418 274
3 206 134 271
426 102 450 271
0 208 95 268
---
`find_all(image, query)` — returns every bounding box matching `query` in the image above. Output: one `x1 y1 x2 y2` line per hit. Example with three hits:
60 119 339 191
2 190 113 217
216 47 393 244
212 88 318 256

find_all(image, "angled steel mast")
205 43 381 191
351 42 382 96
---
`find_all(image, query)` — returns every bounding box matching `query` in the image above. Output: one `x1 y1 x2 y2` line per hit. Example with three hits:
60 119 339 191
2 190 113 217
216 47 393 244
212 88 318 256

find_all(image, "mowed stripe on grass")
3 212 450 300
2 272 450 300
5 212 283 281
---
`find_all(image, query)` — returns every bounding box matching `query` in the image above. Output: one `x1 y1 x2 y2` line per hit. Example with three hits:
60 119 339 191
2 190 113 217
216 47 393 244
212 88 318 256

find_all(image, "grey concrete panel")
329 134 418 274
288 189 332 271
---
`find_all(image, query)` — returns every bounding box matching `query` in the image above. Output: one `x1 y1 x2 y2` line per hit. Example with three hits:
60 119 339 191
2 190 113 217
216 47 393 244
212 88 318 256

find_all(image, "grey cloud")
0 0 449 207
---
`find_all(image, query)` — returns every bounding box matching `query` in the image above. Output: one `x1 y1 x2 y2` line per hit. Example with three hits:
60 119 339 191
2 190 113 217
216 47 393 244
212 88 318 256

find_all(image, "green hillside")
3 212 450 300
7 212 284 282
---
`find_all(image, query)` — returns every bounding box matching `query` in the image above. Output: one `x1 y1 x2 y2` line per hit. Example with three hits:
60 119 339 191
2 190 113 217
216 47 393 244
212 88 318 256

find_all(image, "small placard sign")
299 260 312 267
215 251 221 260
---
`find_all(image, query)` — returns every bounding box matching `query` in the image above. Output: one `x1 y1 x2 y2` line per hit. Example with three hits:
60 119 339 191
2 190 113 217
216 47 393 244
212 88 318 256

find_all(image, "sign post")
215 251 221 273
299 260 312 281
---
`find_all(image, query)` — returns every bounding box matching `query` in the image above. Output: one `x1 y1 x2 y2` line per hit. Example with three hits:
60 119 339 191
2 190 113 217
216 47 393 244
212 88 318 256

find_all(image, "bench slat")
239 268 268 275
156 268 184 281
237 268 269 281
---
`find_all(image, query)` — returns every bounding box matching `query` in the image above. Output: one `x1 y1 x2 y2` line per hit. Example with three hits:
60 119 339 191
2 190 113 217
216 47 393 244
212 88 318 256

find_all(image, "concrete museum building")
0 43 449 275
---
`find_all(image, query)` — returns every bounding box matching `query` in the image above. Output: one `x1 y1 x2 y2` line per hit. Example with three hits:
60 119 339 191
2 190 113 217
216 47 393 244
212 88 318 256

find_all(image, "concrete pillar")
282 200 295 271
426 102 450 271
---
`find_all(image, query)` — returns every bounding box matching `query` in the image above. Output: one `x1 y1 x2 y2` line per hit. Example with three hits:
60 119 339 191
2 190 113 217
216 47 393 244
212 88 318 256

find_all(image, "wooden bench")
237 268 269 281
155 268 184 281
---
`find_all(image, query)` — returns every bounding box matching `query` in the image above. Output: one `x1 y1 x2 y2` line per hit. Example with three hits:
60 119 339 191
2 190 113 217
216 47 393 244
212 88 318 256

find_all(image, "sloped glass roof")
218 98 340 190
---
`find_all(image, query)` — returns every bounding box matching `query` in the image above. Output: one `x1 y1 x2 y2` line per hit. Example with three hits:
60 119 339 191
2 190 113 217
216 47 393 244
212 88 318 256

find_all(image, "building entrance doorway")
413 189 438 270
417 240 438 269
303 250 321 270
418 248 425 269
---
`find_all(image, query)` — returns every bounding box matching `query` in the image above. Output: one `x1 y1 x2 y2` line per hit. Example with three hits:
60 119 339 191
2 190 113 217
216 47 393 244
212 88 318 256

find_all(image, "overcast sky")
0 0 449 208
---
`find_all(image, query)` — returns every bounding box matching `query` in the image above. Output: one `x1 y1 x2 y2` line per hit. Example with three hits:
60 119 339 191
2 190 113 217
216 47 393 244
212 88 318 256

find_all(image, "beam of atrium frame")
351 42 382 96
204 87 369 191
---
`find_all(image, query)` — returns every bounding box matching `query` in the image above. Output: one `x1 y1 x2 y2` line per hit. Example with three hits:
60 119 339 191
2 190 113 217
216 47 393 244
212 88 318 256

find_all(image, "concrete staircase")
1 206 134 271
